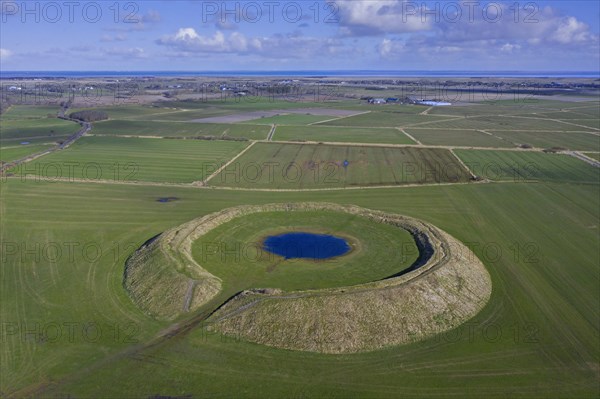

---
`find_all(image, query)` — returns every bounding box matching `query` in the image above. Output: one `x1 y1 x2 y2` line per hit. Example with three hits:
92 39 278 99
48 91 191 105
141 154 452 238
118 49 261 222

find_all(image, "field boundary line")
450 149 477 179
420 106 434 115
498 114 600 133
267 139 549 152
309 110 371 125
567 152 600 168
397 128 422 144
267 124 277 141
200 141 257 185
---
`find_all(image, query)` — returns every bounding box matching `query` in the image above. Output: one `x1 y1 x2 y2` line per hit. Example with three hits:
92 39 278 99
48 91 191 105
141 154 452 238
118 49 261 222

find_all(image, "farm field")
274 125 415 144
486 130 600 151
418 115 598 131
1 97 599 398
1 180 598 398
0 118 79 140
92 120 270 140
405 128 515 148
318 111 452 127
455 149 600 183
209 142 472 189
0 105 61 119
9 136 248 183
0 143 54 163
68 105 184 120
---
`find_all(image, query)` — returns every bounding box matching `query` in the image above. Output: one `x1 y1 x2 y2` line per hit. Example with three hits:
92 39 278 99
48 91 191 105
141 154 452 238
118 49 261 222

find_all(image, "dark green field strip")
564 119 600 130
0 118 80 139
210 142 471 189
92 120 270 140
0 105 61 120
68 105 183 120
8 136 248 183
2 180 598 397
488 130 600 151
416 115 594 131
274 125 415 144
405 129 516 148
0 143 55 163
318 111 453 127
455 149 600 183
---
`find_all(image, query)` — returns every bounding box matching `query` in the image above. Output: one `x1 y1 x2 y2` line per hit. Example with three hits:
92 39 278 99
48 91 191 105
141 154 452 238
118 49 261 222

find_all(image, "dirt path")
198 141 257 186
309 110 371 126
397 128 422 144
567 151 600 168
450 149 477 179
267 124 277 141
420 106 434 115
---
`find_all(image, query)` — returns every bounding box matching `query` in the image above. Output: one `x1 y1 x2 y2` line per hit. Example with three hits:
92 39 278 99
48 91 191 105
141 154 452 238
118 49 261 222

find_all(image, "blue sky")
1 0 599 71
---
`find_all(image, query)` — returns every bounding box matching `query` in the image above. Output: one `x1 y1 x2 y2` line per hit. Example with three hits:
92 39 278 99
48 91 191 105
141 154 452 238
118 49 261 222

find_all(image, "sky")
0 0 599 71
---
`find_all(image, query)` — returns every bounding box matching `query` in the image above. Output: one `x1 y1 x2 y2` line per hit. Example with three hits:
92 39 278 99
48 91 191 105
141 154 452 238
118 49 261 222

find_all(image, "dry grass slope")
207 203 492 353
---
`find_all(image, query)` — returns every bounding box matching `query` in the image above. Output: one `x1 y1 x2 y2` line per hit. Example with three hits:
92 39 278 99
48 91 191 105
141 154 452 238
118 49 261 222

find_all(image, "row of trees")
68 110 108 122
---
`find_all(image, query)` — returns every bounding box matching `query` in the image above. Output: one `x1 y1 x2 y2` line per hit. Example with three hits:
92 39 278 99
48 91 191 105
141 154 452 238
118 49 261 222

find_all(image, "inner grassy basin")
262 232 351 260
192 210 419 292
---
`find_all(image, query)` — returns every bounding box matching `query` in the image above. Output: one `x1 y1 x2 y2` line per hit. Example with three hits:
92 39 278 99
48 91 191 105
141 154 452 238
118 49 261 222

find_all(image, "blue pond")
262 232 351 260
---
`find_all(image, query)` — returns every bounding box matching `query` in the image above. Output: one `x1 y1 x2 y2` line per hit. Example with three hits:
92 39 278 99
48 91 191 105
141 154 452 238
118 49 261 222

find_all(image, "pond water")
262 232 351 260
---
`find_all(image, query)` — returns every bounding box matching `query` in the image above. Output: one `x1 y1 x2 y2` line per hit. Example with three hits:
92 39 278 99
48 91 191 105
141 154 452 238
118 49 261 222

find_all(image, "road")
1 109 91 174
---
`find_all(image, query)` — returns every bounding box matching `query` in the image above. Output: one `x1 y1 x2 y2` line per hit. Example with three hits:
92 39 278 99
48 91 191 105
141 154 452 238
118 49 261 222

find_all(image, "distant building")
406 96 451 106
369 98 387 104
420 100 452 106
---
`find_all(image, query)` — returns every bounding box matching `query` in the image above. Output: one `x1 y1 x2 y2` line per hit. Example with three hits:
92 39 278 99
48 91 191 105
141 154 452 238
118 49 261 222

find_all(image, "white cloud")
550 16 591 44
158 28 261 53
101 34 127 42
500 43 521 52
0 48 12 59
337 0 430 36
157 28 345 59
103 47 146 59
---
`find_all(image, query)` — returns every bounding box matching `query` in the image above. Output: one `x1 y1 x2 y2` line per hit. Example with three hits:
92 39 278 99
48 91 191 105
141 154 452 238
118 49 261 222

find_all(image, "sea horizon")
1 70 599 79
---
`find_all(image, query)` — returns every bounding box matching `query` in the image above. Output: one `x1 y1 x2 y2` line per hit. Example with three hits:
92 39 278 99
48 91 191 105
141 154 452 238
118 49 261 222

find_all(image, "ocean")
1 70 598 79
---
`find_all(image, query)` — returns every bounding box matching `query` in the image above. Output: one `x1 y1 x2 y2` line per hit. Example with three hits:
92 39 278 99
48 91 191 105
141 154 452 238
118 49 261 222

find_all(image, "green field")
455 149 600 183
405 128 516 148
487 130 600 151
1 180 598 398
69 105 182 120
0 143 54 163
9 136 248 183
2 99 599 398
0 118 80 140
92 120 270 140
0 106 80 164
1 105 61 119
210 143 471 188
418 115 596 131
319 111 452 127
274 125 415 144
